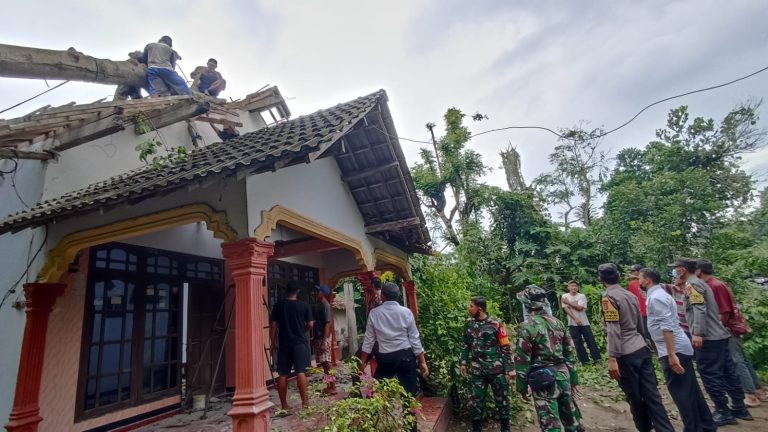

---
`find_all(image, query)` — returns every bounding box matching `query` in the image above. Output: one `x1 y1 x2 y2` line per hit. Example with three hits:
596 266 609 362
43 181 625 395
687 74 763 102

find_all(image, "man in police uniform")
460 296 515 432
672 258 752 425
515 285 581 432
600 263 674 432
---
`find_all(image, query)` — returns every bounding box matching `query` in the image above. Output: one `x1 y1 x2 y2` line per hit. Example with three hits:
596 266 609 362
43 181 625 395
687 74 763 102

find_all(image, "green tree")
410 108 490 246
601 102 765 269
532 126 609 229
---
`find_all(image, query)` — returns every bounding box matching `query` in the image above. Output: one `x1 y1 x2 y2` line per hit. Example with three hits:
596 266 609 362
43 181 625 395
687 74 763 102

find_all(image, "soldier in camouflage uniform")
460 296 516 432
515 285 581 432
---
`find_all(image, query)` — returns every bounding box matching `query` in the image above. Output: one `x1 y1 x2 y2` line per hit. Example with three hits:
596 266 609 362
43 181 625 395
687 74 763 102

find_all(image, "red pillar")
357 271 380 375
404 280 419 321
5 282 66 432
222 238 274 432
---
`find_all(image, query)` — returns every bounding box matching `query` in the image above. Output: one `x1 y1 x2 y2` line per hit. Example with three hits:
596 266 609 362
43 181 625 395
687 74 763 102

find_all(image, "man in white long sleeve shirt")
358 282 429 392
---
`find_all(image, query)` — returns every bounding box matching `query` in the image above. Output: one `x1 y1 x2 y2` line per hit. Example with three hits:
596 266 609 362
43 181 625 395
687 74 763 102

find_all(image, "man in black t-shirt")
269 281 313 414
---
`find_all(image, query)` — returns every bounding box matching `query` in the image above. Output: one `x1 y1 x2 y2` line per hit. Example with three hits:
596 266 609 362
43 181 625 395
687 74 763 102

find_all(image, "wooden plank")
53 114 127 152
365 217 422 233
341 161 399 182
138 101 210 133
0 148 54 160
194 116 243 127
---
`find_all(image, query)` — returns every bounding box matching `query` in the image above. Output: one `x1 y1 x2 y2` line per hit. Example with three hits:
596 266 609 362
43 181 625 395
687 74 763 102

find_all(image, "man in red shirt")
627 264 649 338
696 259 768 407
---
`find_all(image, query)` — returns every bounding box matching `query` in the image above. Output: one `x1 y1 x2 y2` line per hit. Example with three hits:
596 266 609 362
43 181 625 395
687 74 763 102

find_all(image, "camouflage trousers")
532 372 580 432
469 371 510 420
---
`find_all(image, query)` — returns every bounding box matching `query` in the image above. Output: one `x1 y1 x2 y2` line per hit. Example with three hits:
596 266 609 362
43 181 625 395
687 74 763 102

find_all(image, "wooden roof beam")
0 148 57 161
365 217 422 233
340 161 399 182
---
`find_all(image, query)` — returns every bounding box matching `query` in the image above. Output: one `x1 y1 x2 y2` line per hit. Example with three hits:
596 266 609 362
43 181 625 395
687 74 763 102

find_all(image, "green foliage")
133 112 189 169
411 108 491 245
321 378 419 432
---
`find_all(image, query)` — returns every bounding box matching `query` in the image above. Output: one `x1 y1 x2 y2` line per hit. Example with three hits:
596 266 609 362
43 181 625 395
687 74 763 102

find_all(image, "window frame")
75 243 222 422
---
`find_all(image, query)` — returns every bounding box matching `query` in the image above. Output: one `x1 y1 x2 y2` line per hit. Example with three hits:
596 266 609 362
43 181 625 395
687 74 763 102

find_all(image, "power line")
0 225 48 311
0 81 70 115
386 63 768 145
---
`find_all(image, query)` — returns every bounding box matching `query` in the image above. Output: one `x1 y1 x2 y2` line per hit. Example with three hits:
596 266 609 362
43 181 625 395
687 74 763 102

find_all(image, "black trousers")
616 347 674 432
661 353 716 432
695 337 746 414
568 325 601 364
375 349 419 431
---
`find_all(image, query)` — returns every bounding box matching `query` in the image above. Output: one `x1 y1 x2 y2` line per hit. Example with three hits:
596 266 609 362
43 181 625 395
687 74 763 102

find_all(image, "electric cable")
0 225 48 311
0 81 70 115
382 63 768 145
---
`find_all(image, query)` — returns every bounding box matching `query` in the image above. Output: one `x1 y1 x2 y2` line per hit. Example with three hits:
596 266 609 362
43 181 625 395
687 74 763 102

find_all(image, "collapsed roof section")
0 90 431 254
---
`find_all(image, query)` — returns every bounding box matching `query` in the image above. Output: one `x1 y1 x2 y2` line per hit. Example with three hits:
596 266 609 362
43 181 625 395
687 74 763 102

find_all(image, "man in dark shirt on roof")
672 258 752 426
600 263 674 432
191 58 227 97
269 281 313 414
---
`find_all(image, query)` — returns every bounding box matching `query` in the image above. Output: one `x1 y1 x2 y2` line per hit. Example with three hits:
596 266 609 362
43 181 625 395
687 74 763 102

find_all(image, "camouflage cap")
517 284 548 310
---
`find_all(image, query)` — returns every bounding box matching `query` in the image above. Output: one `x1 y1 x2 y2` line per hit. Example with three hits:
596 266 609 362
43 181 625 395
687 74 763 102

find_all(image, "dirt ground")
447 381 768 431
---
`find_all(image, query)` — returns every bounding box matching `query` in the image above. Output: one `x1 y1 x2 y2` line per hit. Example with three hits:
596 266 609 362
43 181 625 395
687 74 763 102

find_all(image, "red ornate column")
222 238 274 432
404 280 419 321
357 271 381 316
5 282 66 432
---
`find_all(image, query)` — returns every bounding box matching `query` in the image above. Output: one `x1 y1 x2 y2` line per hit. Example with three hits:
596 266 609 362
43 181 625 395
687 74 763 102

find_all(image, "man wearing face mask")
670 258 752 426
599 263 674 432
640 267 716 432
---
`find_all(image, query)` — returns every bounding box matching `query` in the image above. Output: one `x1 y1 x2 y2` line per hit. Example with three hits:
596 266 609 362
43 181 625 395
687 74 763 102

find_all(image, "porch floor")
134 384 450 432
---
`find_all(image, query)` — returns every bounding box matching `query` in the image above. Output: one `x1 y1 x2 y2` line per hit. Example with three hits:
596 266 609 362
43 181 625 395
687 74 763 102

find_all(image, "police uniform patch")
688 283 705 304
602 297 619 322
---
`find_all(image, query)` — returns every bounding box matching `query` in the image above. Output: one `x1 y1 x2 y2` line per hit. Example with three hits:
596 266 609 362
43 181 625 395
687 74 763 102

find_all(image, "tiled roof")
0 90 385 234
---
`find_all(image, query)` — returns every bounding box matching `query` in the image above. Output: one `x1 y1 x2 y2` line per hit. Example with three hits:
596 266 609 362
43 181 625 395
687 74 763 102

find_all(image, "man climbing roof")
191 58 227 97
140 36 190 97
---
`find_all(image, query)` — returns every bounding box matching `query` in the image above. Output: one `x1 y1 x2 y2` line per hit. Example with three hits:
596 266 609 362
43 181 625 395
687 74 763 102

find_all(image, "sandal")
273 409 291 418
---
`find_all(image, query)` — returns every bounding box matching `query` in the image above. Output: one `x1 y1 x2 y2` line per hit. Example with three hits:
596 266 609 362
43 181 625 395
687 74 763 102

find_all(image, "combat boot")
732 407 753 421
471 419 482 432
500 418 510 432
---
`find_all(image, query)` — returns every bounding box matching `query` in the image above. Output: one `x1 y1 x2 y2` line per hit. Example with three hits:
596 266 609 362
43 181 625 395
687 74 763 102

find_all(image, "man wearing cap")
313 284 336 394
600 263 674 432
640 267 716 432
191 58 227 97
140 36 190 96
358 282 428 431
672 258 752 425
516 286 581 432
460 296 515 432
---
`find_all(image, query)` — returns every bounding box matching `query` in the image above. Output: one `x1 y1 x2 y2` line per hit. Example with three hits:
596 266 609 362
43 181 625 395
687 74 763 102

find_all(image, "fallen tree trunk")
0 44 147 88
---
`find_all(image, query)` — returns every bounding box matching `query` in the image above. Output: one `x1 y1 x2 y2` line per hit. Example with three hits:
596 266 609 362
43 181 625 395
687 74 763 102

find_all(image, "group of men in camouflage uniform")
460 286 582 432
459 257 762 432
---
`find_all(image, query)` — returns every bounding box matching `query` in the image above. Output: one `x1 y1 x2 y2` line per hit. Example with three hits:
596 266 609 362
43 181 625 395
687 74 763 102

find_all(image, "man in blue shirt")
641 268 715 432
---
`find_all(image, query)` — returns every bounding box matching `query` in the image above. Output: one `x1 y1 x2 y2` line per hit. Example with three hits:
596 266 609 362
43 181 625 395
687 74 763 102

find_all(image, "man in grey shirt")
672 258 752 425
642 267 715 432
140 36 190 96
600 263 673 432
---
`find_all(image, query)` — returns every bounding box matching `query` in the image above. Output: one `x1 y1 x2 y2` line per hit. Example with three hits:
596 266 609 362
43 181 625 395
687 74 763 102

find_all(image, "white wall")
43 109 266 201
245 157 408 269
122 223 224 259
0 157 48 424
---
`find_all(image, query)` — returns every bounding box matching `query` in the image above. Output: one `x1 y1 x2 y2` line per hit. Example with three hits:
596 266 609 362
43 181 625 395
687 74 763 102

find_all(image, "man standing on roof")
460 296 515 432
600 263 674 432
141 36 190 97
672 258 752 426
191 58 227 96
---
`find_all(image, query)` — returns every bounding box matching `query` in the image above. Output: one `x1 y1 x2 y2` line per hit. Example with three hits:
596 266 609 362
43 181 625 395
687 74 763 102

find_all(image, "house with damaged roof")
0 86 431 432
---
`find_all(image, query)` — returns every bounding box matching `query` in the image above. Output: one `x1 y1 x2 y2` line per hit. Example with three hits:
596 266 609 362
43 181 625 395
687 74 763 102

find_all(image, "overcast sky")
2 0 768 196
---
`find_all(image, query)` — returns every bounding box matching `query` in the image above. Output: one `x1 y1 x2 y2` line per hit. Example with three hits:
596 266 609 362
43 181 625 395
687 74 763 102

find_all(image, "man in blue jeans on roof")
140 36 190 97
